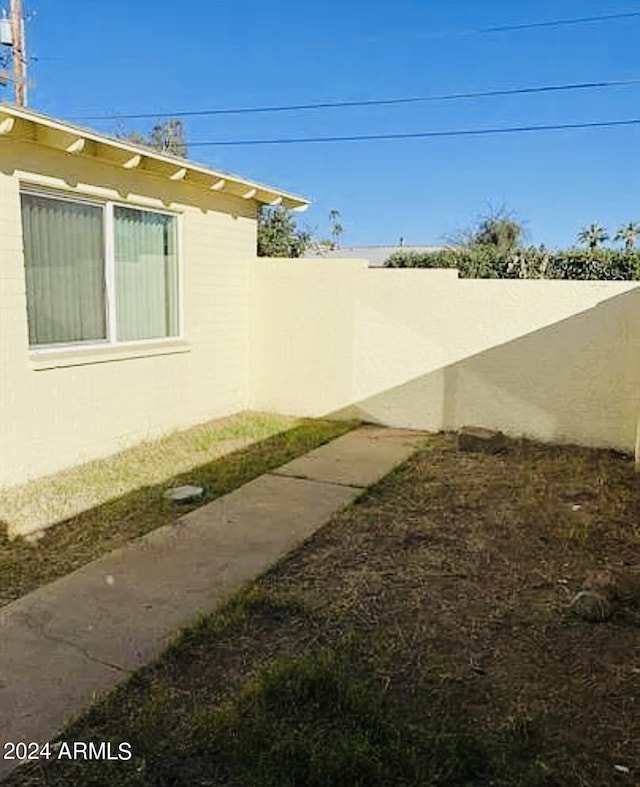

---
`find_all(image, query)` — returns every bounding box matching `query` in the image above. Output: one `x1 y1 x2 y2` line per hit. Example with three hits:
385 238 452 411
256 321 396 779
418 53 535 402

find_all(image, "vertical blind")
114 206 179 341
21 193 106 346
20 193 179 347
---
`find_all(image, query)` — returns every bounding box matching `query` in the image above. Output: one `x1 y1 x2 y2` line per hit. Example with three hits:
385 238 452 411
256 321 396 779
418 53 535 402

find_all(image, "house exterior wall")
4 137 640 517
0 140 254 488
250 261 640 452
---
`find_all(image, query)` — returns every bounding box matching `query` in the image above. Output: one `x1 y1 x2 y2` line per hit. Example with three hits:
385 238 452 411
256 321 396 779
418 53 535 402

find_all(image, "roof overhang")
0 103 310 211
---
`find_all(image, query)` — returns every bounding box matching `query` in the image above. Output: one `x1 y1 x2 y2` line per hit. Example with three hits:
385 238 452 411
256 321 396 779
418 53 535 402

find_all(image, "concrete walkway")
0 425 424 780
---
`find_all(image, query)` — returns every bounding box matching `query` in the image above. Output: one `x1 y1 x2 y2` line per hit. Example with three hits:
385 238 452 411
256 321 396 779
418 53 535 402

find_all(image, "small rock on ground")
457 426 508 454
582 569 619 601
569 590 612 622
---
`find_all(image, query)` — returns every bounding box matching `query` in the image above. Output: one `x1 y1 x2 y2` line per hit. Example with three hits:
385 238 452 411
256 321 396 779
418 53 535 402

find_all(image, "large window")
21 191 179 348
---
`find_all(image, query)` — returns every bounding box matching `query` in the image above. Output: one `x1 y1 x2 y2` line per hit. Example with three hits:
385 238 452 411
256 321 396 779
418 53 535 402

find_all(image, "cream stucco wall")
249 259 361 415
250 261 640 452
0 140 255 488
4 139 640 505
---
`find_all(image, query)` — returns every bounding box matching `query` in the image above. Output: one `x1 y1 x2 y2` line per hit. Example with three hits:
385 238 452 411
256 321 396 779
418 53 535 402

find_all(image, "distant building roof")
304 245 447 267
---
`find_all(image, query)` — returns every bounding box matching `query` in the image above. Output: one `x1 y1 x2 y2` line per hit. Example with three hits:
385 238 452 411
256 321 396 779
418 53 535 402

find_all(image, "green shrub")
384 247 640 280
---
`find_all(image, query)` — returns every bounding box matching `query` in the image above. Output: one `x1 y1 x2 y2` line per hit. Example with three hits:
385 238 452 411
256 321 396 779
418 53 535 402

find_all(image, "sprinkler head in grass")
164 485 205 504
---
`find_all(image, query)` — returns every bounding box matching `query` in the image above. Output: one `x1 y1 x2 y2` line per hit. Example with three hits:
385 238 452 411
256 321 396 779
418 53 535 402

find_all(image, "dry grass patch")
0 413 357 606
0 412 294 536
4 432 640 786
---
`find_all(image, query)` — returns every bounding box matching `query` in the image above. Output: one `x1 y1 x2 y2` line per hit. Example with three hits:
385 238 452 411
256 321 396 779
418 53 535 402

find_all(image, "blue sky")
10 0 640 248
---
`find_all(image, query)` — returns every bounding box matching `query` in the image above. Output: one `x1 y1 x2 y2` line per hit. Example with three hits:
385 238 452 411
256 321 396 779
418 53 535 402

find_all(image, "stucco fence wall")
250 260 640 454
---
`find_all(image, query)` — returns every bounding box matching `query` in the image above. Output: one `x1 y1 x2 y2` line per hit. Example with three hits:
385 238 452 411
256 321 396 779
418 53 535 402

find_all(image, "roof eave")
0 103 310 211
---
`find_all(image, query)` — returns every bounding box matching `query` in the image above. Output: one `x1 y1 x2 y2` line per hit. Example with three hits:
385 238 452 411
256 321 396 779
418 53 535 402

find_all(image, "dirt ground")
257 433 640 779
4 431 638 786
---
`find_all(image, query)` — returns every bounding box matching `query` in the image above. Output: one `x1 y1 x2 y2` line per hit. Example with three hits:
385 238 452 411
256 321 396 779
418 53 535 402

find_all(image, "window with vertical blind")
20 190 180 348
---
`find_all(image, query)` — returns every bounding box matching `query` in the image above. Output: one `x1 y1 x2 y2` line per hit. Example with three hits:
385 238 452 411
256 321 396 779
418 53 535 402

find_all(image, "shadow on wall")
328 288 640 452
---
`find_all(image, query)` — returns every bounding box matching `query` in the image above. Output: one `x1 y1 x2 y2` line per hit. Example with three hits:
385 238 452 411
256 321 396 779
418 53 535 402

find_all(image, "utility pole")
10 0 26 106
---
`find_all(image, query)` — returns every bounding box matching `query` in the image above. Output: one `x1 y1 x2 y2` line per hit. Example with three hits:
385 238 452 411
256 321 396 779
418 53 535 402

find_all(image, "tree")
257 206 311 257
473 215 522 254
329 209 344 249
122 130 147 146
614 222 640 253
447 205 524 256
578 223 608 251
148 119 187 157
117 119 188 157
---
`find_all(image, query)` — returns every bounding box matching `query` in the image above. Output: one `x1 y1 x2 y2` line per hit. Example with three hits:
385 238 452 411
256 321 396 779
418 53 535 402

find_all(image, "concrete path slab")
272 426 425 487
0 425 423 781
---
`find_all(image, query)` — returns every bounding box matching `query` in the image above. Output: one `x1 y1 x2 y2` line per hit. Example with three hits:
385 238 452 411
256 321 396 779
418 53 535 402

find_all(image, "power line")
183 118 640 147
481 10 640 33
69 78 640 121
362 10 640 42
32 10 640 67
